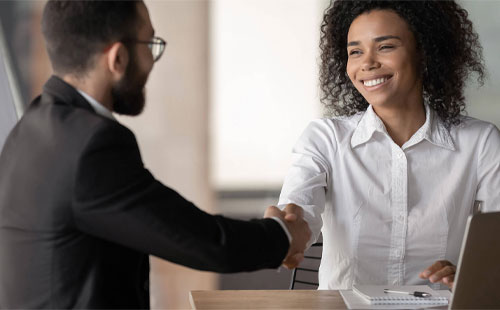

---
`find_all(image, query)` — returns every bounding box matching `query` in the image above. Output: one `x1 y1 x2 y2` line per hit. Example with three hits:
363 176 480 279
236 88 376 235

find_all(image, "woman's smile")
346 10 422 108
360 75 393 90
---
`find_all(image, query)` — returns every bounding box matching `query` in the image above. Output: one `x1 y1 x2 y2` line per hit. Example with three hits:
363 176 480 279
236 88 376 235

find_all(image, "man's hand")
264 204 311 269
419 260 456 289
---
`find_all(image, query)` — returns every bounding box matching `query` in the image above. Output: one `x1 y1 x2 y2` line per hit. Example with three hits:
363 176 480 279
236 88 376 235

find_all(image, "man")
0 1 310 308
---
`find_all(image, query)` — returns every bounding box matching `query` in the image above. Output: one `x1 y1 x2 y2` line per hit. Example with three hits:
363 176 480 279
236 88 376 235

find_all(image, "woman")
278 1 500 290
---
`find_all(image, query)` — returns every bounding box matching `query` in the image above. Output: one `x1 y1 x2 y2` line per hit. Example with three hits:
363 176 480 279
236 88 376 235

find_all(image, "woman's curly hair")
319 0 485 126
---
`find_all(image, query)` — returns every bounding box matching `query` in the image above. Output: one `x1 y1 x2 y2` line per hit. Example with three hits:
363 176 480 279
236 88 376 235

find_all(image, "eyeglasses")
133 36 167 62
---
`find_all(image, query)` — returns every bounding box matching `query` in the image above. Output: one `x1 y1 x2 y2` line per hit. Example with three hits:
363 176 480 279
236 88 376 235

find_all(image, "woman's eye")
380 45 394 50
349 50 361 56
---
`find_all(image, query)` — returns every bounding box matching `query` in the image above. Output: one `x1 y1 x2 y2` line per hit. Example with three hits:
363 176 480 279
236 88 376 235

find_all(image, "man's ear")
106 42 129 81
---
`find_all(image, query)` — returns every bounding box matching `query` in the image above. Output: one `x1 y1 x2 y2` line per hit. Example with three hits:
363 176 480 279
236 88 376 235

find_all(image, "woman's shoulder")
452 115 499 135
449 115 500 147
306 112 364 132
298 113 364 150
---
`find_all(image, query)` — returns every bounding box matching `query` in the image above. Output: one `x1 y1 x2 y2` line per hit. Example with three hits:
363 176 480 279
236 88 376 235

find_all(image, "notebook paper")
352 285 449 305
340 290 451 310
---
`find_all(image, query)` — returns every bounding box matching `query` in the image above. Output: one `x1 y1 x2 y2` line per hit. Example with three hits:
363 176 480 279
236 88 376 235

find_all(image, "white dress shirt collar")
351 104 455 151
77 90 116 121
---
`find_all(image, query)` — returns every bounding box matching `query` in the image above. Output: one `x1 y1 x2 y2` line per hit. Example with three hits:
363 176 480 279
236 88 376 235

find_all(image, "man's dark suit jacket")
0 76 288 309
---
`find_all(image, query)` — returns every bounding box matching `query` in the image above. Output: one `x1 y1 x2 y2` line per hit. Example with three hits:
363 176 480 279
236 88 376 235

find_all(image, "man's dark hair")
319 0 485 127
42 0 142 76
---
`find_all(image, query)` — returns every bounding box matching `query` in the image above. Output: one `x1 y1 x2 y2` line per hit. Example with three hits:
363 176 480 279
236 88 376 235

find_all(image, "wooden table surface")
189 290 347 309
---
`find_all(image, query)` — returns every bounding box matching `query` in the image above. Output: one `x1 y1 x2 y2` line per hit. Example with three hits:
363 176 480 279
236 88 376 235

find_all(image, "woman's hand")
419 260 456 289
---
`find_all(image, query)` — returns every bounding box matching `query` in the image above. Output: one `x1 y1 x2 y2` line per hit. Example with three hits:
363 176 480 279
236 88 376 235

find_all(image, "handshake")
264 204 311 269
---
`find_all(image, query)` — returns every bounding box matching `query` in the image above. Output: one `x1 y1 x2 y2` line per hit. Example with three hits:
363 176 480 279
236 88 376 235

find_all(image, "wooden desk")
189 290 347 309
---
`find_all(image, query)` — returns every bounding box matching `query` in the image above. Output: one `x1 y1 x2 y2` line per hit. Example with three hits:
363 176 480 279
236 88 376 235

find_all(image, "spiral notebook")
352 285 449 305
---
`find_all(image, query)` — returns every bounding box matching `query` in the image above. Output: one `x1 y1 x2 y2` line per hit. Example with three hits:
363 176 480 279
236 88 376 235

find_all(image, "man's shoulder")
15 96 134 158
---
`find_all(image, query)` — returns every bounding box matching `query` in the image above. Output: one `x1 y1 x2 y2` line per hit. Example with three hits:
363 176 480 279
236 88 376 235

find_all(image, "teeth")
363 77 388 87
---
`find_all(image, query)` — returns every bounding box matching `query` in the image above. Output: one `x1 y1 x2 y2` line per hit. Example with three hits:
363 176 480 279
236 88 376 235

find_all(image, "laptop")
449 211 500 309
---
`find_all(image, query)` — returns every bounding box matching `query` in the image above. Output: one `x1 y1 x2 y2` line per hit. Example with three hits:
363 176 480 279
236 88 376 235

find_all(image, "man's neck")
61 73 113 112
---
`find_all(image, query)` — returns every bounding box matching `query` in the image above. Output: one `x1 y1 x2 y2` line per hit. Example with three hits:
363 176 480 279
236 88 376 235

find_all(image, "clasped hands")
264 204 311 269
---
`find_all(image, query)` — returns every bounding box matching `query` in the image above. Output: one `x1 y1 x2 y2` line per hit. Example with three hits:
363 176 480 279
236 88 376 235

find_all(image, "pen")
383 289 432 298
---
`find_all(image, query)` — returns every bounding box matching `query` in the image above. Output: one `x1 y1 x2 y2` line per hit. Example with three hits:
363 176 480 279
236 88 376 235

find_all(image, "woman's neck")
372 99 426 147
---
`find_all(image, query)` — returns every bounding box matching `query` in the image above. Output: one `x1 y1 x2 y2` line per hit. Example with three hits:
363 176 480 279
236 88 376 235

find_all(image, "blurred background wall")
0 0 498 308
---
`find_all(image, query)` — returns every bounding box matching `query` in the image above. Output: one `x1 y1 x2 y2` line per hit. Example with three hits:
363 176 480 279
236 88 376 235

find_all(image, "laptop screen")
449 211 500 309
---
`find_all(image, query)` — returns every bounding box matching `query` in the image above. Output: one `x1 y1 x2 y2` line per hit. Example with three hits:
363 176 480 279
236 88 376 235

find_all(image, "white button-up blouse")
278 105 500 289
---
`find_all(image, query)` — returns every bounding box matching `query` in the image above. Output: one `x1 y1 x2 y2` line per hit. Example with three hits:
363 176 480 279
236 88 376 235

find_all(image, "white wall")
210 0 325 190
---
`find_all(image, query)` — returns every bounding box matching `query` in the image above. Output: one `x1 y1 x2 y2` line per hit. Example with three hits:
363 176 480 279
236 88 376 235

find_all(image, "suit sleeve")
72 123 288 273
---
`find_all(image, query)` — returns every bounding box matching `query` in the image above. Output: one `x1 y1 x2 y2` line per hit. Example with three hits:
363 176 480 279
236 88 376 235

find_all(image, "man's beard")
111 53 148 116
